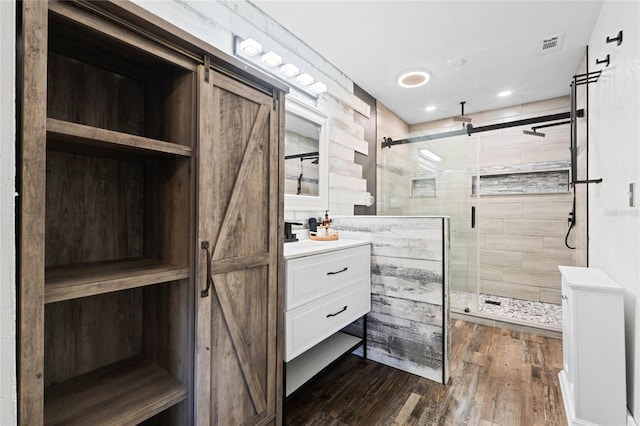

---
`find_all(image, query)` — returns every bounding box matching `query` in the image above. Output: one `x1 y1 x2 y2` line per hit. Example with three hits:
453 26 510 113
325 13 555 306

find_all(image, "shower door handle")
471 206 476 229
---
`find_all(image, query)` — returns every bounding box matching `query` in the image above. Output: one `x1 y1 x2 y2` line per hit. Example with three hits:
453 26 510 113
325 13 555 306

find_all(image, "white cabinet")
558 266 626 426
284 241 371 397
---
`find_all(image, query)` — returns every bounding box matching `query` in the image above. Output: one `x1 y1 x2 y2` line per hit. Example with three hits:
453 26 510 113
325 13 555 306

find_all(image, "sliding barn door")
196 66 283 425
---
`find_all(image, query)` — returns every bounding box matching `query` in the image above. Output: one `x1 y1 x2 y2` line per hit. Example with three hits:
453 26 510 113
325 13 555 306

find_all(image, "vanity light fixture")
498 90 512 97
239 38 262 56
425 105 437 112
280 63 299 78
233 36 327 99
397 69 431 88
261 51 282 67
310 82 328 94
296 73 314 86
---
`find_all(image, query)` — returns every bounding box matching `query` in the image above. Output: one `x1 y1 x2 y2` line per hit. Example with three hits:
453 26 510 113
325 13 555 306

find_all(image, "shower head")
453 115 472 123
523 129 545 137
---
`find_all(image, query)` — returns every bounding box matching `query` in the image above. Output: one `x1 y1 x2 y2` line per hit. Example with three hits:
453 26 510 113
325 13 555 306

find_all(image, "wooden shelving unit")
45 259 190 303
20 2 197 424
44 359 187 426
20 1 286 424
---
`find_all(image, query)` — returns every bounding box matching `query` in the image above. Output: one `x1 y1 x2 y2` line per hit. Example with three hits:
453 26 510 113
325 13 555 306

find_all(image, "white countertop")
558 265 623 292
283 239 370 260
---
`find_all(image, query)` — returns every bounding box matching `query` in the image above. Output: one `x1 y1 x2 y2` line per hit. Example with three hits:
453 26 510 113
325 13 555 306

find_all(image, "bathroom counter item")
283 238 369 260
558 266 626 426
309 226 339 241
309 233 339 241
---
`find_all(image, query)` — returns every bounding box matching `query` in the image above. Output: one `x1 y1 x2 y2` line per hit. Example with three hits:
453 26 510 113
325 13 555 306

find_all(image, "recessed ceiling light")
425 105 437 112
397 69 431 88
239 38 262 56
498 90 512 97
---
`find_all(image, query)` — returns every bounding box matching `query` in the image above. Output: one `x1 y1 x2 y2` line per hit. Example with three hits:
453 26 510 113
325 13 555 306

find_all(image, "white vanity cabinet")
558 266 626 426
283 240 371 397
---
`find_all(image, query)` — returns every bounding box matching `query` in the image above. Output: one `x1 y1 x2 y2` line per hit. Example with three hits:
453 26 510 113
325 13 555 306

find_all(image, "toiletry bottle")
322 210 331 227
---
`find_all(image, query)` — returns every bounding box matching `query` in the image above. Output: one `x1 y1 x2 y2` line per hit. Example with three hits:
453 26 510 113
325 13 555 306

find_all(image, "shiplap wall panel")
333 216 449 384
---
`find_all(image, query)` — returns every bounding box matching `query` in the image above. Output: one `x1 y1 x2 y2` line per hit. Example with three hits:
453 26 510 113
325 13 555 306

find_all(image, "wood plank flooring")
285 319 565 426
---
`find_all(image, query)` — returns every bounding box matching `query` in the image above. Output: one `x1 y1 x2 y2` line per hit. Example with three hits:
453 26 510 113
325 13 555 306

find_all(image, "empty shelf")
45 359 187 426
47 118 192 157
286 332 362 397
45 259 190 303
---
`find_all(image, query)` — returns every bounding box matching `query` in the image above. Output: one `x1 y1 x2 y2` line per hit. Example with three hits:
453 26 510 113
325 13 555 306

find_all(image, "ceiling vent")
539 33 564 54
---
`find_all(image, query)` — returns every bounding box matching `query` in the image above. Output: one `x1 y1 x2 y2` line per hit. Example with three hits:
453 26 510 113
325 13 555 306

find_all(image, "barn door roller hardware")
382 110 582 148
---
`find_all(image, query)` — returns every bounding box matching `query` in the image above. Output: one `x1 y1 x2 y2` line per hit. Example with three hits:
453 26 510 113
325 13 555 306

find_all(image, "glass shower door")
379 133 479 312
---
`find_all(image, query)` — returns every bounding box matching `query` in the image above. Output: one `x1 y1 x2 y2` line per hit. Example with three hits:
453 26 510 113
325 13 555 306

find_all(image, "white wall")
0 0 17 424
586 0 640 418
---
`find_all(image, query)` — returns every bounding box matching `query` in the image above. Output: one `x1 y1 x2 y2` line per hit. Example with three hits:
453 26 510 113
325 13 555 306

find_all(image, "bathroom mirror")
284 96 329 211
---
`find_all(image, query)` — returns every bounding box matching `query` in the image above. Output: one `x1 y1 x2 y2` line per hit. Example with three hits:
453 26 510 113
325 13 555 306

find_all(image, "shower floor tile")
451 290 562 328
478 293 562 327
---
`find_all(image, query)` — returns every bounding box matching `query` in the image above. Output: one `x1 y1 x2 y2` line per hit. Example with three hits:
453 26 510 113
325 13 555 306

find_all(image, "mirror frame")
284 96 329 211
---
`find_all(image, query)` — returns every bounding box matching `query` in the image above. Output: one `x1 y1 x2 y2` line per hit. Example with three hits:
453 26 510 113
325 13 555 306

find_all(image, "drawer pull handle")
327 267 348 275
326 305 348 318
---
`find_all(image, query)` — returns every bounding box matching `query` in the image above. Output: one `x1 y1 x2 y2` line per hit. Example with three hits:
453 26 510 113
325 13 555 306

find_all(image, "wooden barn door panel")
196 66 280 425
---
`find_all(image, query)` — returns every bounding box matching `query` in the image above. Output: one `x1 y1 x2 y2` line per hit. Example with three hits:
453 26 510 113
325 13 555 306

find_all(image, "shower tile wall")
379 97 577 305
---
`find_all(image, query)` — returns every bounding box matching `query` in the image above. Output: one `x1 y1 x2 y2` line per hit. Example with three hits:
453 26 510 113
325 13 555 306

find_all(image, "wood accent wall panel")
332 216 449 384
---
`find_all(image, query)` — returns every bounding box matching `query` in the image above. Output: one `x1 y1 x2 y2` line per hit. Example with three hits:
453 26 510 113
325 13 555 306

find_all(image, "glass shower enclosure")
379 133 480 312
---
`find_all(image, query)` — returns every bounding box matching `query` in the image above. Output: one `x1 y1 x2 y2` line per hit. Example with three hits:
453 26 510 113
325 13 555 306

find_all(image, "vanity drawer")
285 280 370 361
285 244 370 310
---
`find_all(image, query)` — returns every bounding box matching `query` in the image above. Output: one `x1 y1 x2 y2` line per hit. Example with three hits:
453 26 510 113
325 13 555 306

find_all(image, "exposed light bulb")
261 51 282 67
296 73 314 86
280 63 299 77
239 38 262 56
309 82 327 94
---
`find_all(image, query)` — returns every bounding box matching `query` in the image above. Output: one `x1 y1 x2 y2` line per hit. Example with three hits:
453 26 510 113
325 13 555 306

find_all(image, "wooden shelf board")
44 359 187 426
285 332 362 397
45 259 190 303
47 118 192 157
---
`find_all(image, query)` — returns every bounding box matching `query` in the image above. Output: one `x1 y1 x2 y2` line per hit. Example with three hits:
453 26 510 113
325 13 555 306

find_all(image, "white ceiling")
250 1 603 124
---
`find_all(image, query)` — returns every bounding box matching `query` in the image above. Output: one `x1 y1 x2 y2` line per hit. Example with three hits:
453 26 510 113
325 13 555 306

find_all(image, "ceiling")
250 1 603 125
